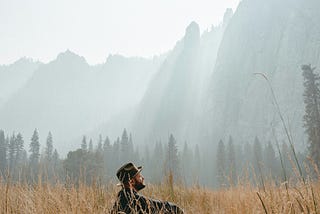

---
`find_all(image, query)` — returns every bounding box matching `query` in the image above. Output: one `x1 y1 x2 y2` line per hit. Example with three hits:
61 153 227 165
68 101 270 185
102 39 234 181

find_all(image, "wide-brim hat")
116 162 142 185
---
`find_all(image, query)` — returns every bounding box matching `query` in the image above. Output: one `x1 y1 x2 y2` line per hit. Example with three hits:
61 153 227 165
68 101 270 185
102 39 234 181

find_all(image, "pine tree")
97 134 103 152
281 141 291 177
5 136 9 167
15 133 24 165
103 136 110 151
89 138 93 153
302 64 320 167
52 149 59 162
29 129 40 172
103 136 111 163
182 141 192 185
120 129 129 160
227 136 236 185
0 130 7 174
52 149 59 172
113 137 120 167
81 136 87 151
216 139 226 187
152 141 164 183
103 136 112 179
8 133 16 171
158 141 164 165
165 134 179 181
128 133 134 161
45 132 53 162
21 150 28 165
264 141 276 176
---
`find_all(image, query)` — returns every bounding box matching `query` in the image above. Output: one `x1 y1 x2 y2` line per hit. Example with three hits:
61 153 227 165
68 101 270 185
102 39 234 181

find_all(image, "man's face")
132 172 145 191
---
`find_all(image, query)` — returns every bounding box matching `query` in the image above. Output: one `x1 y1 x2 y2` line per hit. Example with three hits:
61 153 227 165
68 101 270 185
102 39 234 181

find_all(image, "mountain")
0 50 163 152
206 0 320 148
99 0 320 150
0 58 41 107
120 12 233 145
2 0 319 153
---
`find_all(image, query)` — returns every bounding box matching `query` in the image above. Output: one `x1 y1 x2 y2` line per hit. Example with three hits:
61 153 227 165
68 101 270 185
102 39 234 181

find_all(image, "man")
111 162 184 214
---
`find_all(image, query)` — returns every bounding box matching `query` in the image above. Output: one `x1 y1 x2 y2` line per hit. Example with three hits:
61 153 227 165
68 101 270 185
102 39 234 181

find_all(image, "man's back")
112 188 184 214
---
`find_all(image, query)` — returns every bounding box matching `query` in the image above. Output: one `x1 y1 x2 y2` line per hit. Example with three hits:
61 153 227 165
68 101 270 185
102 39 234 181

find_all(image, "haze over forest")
0 0 320 191
2 0 318 150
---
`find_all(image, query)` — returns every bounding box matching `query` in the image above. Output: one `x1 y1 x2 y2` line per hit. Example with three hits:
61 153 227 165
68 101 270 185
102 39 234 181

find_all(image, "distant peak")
57 49 79 59
56 49 87 64
186 21 200 36
3 57 41 67
14 57 34 64
184 21 200 47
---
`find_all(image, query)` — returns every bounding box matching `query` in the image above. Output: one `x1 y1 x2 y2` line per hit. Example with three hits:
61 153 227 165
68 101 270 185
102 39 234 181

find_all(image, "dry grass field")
0 177 319 214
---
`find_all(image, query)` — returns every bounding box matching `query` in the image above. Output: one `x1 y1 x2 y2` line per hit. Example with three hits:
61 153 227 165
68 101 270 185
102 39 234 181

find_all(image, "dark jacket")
111 188 184 214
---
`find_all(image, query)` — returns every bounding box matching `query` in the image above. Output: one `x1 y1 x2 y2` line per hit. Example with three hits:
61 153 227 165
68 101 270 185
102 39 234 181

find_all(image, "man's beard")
134 182 145 191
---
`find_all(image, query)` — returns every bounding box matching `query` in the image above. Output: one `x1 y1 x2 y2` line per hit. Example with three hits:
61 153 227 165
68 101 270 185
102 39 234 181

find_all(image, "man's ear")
129 178 135 186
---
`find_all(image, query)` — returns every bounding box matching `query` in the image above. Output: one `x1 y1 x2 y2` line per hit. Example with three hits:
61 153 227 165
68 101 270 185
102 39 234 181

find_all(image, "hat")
116 162 142 184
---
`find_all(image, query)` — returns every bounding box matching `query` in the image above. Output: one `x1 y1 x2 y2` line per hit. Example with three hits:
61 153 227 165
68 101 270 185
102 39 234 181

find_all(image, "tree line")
0 64 319 188
0 127 308 188
0 129 59 182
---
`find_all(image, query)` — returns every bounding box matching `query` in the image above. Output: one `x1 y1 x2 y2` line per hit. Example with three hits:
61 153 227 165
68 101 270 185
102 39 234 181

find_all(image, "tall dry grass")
0 176 320 213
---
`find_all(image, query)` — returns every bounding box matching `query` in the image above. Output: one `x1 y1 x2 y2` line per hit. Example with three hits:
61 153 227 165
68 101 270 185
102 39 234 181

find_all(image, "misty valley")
1 0 320 213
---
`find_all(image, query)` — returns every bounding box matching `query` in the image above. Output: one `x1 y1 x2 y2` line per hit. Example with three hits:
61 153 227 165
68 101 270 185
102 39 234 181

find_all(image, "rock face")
127 0 320 148
0 51 162 151
206 0 320 148
131 22 200 144
130 18 230 144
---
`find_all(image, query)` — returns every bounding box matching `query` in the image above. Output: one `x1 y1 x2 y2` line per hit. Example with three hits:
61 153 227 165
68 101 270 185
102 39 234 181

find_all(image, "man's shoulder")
117 188 139 199
117 188 129 195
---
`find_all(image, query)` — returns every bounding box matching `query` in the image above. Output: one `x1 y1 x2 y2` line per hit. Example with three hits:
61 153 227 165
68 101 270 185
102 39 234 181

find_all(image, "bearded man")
111 162 184 214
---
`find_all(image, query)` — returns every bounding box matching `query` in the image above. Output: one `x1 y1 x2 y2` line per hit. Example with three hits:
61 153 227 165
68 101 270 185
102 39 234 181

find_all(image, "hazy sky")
0 0 239 65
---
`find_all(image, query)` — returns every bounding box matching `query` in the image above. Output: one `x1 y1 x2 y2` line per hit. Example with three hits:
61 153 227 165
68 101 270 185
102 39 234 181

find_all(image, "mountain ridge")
0 50 163 152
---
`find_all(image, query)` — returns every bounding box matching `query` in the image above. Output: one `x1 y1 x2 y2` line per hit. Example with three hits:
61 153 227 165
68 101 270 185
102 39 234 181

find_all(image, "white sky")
0 0 240 65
